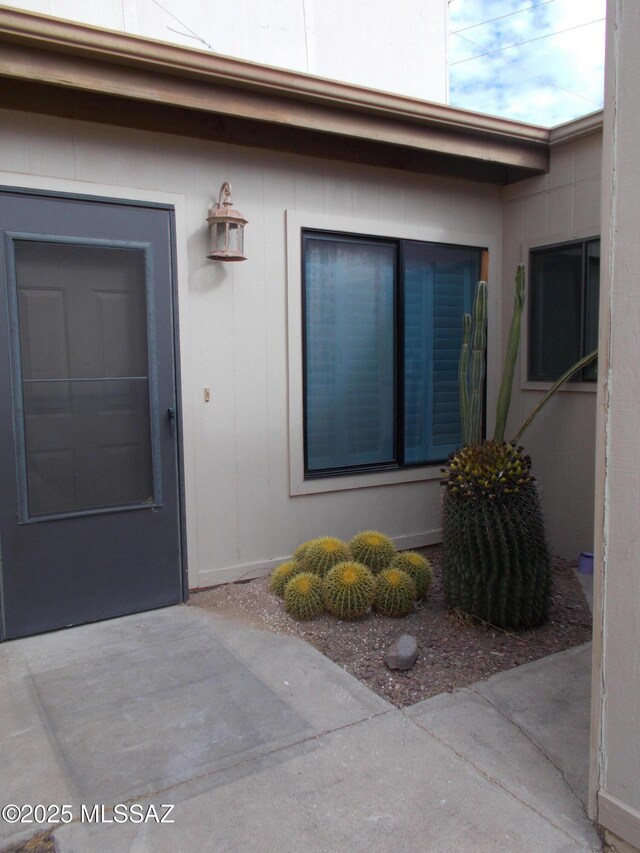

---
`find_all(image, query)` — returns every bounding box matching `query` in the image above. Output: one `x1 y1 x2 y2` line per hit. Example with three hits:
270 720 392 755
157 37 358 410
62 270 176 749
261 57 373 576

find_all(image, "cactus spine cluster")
323 561 375 620
283 572 324 620
374 569 416 618
301 537 351 576
391 552 432 600
444 440 534 500
269 560 303 597
292 539 317 563
349 531 396 574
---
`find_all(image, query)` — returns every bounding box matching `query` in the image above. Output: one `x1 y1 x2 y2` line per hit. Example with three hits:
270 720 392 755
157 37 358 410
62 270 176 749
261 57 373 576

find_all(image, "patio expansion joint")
52 706 398 825
23 662 84 804
402 703 594 849
467 684 591 814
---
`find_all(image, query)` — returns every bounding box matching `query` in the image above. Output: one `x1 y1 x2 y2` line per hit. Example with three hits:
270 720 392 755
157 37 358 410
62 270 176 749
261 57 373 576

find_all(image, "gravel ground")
189 548 592 709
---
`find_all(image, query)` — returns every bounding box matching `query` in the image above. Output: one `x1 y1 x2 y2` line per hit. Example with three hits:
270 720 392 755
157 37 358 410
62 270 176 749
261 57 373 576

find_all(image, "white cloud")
447 0 606 126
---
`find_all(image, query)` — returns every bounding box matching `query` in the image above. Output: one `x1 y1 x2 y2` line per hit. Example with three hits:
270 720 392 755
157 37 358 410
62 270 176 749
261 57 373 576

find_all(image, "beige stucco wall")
501 128 602 559
0 107 504 589
589 0 640 846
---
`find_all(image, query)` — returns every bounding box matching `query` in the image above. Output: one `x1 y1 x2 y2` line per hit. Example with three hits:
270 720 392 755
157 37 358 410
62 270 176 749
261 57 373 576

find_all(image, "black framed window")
302 231 483 477
529 238 600 382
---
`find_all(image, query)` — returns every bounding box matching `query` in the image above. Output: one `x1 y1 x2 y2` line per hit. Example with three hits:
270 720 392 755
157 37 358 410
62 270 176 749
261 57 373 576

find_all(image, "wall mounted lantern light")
207 182 248 261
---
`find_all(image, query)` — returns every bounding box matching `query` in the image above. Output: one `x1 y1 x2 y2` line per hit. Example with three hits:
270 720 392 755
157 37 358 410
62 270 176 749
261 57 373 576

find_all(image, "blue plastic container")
578 551 594 574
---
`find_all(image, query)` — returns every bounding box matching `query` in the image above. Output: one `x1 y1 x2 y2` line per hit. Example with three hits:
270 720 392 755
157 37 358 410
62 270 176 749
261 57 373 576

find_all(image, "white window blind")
304 237 395 472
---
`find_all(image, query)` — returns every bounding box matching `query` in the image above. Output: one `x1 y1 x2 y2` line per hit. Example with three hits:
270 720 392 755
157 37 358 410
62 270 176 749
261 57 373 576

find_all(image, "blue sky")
447 0 606 127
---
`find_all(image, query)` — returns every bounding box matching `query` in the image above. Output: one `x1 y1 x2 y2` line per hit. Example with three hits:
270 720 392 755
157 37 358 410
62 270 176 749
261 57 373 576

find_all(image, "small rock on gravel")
386 634 418 670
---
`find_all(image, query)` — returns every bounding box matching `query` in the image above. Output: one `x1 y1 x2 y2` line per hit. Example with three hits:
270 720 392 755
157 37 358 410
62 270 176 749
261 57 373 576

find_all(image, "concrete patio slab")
405 653 599 848
471 643 593 804
0 606 389 850
0 606 600 852
209 616 392 731
55 710 596 853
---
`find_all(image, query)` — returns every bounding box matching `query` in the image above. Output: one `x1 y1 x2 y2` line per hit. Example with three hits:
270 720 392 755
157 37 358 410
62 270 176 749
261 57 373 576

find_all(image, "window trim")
286 210 498 496
521 235 600 394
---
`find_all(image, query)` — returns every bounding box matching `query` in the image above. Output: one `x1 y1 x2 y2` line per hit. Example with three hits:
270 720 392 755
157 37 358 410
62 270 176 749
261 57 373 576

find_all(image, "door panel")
0 191 183 639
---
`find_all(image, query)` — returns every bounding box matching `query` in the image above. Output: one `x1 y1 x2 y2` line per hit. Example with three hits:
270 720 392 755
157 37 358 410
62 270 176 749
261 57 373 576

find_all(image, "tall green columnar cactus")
459 313 471 444
494 265 525 443
442 441 551 630
460 280 487 446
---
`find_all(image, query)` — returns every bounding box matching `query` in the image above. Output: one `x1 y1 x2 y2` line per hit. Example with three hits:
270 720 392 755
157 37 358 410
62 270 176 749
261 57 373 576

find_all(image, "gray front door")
0 190 184 640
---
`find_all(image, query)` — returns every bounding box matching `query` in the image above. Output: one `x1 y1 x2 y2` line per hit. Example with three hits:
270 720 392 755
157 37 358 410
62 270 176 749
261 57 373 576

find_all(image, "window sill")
291 464 444 496
521 380 597 393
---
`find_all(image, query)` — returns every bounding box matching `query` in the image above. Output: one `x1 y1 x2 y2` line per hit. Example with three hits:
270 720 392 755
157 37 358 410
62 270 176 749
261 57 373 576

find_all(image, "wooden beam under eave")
0 78 543 185
0 40 548 181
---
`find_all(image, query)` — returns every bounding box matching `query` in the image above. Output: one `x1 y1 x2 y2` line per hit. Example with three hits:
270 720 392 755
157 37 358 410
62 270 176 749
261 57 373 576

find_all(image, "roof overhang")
0 7 554 184
550 110 604 146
